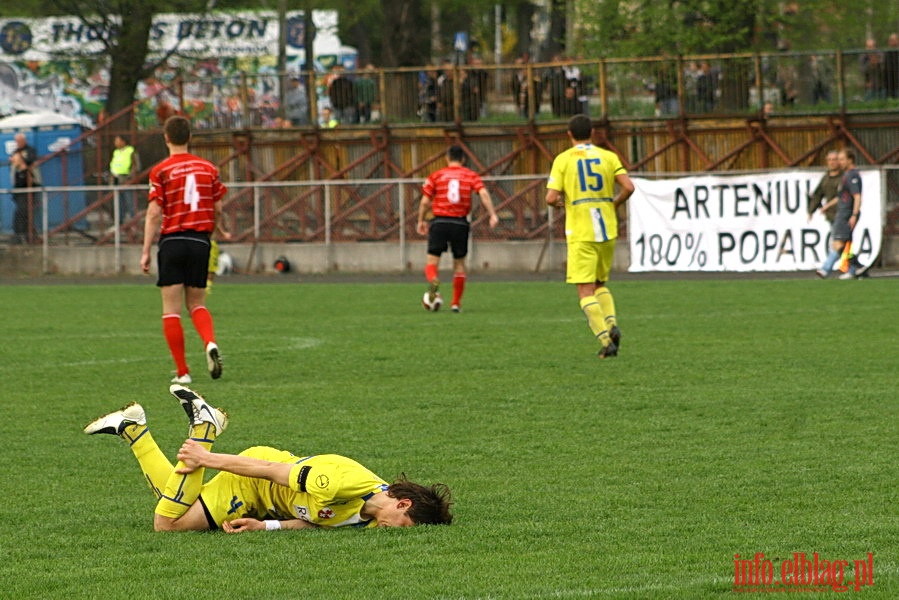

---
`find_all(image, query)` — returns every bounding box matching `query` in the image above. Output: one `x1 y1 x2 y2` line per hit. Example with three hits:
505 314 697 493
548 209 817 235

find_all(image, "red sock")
425 263 439 283
452 273 466 306
163 314 189 376
190 305 216 346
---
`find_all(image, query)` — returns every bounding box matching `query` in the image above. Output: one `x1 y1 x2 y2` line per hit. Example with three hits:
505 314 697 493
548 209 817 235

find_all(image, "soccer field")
0 276 895 599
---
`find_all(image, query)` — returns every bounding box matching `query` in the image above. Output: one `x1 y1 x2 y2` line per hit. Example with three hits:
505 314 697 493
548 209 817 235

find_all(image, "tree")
578 0 890 58
47 0 219 126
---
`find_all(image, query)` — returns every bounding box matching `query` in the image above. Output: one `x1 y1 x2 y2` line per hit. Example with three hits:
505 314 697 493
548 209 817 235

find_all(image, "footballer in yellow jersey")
546 142 626 244
201 448 391 528
546 114 634 358
83 385 453 531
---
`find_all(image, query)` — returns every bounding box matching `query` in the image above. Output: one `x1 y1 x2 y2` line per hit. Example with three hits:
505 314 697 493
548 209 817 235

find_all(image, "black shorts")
156 231 211 288
427 217 470 259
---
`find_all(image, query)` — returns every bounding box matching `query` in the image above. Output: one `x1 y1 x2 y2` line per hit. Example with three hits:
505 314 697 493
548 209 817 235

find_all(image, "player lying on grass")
84 385 453 531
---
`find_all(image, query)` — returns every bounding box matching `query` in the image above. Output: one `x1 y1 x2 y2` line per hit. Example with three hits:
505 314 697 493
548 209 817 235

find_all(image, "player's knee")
153 514 178 532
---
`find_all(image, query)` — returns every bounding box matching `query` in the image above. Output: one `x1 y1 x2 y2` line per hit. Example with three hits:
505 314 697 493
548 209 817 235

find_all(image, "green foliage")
0 276 897 598
579 0 899 58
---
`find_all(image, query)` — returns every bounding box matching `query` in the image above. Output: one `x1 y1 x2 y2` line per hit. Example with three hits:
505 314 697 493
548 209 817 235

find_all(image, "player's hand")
222 518 265 533
175 438 208 473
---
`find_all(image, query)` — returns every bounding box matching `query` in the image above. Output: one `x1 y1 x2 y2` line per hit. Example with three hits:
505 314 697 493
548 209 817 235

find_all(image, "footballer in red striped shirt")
417 145 499 312
141 115 229 384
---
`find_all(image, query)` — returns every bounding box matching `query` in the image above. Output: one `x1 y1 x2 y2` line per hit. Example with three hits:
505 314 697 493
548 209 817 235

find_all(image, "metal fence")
146 49 898 130
0 175 559 273
5 166 898 275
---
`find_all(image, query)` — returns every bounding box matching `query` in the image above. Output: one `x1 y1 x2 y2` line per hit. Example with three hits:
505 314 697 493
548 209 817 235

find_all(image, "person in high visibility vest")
110 135 141 220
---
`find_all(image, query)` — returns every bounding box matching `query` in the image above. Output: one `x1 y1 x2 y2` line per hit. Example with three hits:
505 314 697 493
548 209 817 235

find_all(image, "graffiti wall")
0 10 357 128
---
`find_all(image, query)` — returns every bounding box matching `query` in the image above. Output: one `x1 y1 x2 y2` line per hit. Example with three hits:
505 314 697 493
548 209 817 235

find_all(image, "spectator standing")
416 145 499 313
354 64 377 124
460 71 479 121
140 116 228 384
544 54 567 117
654 63 679 116
544 115 635 358
809 55 832 104
328 65 356 124
109 135 141 220
436 63 456 122
807 150 842 224
560 61 585 116
419 67 438 122
467 56 489 119
511 57 543 118
284 77 309 126
860 38 885 100
695 61 716 113
816 149 865 279
9 132 39 244
883 33 899 98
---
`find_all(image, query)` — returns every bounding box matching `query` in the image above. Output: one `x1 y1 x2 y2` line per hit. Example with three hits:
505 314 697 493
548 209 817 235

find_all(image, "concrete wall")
1 240 578 277
6 237 899 278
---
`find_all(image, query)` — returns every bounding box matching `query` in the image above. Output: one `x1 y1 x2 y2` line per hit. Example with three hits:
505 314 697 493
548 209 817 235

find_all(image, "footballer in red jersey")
141 116 230 383
416 145 499 312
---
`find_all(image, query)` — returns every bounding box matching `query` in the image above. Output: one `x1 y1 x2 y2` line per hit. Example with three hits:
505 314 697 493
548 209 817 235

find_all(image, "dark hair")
164 115 192 146
568 114 593 142
447 145 465 163
388 475 453 525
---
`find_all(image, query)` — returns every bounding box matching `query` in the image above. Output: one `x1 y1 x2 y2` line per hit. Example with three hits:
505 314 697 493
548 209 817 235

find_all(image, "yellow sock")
594 286 617 330
579 296 610 346
125 426 174 499
154 424 218 519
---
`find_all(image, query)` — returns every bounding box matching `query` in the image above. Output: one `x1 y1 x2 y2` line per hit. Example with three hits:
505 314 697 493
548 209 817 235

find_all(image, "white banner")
628 170 883 272
0 10 343 61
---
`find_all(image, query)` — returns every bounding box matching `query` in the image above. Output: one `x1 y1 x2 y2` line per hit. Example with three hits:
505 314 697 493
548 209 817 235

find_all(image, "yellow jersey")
202 447 389 528
547 144 627 242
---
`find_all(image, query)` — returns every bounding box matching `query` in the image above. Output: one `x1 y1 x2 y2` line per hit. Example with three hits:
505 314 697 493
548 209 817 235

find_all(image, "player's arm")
416 193 433 235
213 199 232 241
613 173 635 209
176 439 292 486
545 188 563 209
478 187 500 228
140 201 163 273
849 192 862 228
222 518 319 534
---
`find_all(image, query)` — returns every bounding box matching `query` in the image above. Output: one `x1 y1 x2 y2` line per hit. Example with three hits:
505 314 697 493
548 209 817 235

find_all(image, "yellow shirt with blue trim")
547 144 627 242
208 447 389 528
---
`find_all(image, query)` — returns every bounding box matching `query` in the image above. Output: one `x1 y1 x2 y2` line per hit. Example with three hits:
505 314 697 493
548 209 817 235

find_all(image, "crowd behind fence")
141 49 899 131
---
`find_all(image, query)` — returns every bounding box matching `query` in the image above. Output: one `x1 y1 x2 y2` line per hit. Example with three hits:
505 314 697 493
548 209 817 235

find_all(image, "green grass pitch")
0 276 895 599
